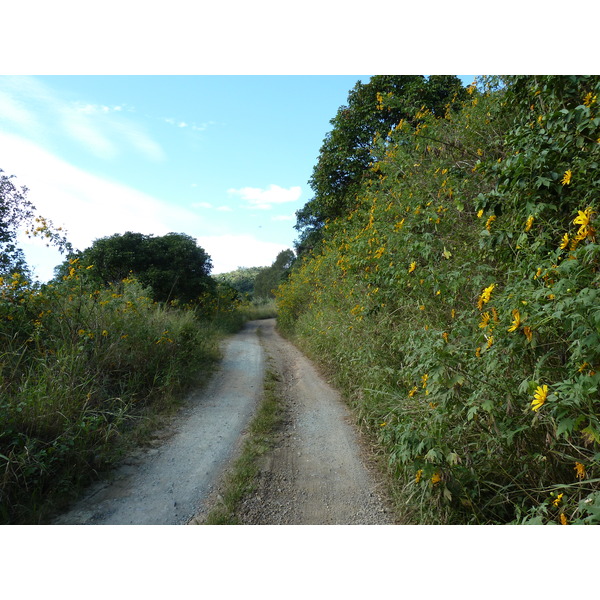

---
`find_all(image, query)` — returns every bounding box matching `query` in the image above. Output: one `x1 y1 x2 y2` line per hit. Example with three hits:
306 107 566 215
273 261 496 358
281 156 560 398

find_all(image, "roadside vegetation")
277 75 600 524
0 174 289 524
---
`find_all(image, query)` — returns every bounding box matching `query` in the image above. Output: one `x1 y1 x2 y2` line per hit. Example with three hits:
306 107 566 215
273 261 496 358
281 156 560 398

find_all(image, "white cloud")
227 184 302 210
0 90 40 133
0 76 165 162
1 132 209 280
196 234 290 274
193 201 213 209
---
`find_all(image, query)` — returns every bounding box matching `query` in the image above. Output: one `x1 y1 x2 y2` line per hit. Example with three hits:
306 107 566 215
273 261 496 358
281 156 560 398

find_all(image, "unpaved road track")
54 319 394 525
223 319 394 525
53 321 265 525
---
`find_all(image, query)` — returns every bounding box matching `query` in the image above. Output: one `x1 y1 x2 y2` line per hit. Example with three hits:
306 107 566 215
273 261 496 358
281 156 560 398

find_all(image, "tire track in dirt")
233 319 395 525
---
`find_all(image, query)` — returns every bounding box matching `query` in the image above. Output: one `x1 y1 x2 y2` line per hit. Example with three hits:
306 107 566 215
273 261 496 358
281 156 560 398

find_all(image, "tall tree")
294 75 467 256
58 231 214 303
254 249 295 299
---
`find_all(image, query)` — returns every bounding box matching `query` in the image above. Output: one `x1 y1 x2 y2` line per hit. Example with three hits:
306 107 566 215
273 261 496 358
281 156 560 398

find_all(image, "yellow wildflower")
421 373 429 388
583 92 597 106
523 326 533 342
491 307 499 322
408 386 418 398
478 312 491 329
442 332 449 342
560 513 568 525
507 309 521 332
485 215 496 231
561 169 572 185
415 469 423 483
525 215 534 232
553 493 564 507
475 347 481 357
477 283 495 310
477 209 484 218
559 233 569 249
573 206 595 240
408 261 417 273
531 384 549 411
574 462 586 480
431 472 442 485
486 335 494 349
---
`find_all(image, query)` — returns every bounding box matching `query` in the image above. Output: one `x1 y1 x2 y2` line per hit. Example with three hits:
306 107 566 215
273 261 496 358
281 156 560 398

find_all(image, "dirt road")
53 319 394 525
224 319 394 525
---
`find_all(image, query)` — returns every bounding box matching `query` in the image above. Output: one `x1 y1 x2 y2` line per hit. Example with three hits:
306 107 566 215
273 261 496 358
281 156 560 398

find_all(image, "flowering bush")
277 76 600 524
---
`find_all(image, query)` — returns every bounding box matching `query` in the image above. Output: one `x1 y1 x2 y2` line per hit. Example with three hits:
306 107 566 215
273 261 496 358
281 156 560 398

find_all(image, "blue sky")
0 75 477 280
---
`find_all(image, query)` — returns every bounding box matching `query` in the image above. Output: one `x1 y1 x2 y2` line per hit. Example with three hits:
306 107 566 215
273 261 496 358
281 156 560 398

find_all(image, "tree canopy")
0 169 71 276
294 75 467 256
253 249 295 299
58 231 214 303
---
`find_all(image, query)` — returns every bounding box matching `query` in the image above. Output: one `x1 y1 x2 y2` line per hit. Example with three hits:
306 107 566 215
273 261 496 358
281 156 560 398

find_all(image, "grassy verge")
0 270 251 524
200 366 283 525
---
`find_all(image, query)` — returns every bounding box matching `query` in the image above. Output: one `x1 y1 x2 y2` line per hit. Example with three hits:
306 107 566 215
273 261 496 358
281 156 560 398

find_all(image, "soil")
193 319 395 525
53 319 395 525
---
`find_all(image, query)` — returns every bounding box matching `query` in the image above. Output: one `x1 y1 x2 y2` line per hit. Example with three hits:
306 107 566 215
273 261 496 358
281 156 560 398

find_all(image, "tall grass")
0 265 246 523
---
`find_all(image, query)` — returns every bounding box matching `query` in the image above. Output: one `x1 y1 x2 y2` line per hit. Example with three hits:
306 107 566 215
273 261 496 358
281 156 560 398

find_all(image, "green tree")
294 75 467 256
215 266 267 297
254 249 295 299
58 231 214 303
0 169 71 275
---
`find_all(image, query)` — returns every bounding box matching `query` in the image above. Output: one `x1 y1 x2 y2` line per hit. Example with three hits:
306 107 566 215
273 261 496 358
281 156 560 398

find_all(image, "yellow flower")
380 422 387 427
507 309 521 332
574 462 586 480
408 386 418 397
478 312 491 329
560 513 568 525
408 261 417 273
573 206 595 240
486 335 494 349
531 384 549 411
553 493 564 507
561 169 572 185
442 332 449 342
477 209 484 218
485 215 496 231
525 216 534 232
475 347 482 357
421 373 429 388
559 233 569 249
415 469 423 483
477 283 495 310
431 472 442 485
102 330 109 337
523 326 533 342
583 92 597 106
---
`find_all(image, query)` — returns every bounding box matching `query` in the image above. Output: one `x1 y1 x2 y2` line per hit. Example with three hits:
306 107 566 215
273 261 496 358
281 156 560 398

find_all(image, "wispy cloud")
0 76 165 161
2 132 207 280
164 117 215 132
227 184 302 210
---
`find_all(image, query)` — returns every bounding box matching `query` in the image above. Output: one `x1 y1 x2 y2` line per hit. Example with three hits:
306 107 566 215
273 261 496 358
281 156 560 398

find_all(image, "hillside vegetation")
277 75 600 524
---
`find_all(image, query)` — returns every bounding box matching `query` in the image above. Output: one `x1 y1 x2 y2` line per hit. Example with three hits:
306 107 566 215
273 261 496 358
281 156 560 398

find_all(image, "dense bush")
277 76 600 524
0 261 243 523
